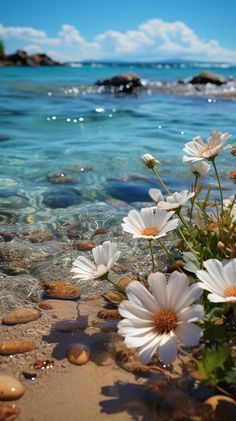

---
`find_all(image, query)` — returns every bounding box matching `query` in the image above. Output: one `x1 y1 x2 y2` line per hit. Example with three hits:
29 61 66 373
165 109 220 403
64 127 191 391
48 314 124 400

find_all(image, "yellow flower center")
141 226 158 236
224 285 236 297
153 310 177 334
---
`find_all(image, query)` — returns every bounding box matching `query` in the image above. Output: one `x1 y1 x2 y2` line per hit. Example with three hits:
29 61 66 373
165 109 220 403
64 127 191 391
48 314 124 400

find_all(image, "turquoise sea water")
0 63 235 232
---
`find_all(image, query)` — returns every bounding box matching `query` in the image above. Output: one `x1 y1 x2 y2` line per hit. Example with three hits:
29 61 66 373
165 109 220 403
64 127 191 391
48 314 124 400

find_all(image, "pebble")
118 274 136 289
83 294 101 302
0 340 34 355
113 264 129 274
97 308 121 320
53 319 87 332
92 228 111 237
0 375 24 401
74 240 95 251
0 402 20 420
67 344 90 366
47 172 76 184
42 281 81 300
38 302 54 310
2 308 41 325
103 291 122 302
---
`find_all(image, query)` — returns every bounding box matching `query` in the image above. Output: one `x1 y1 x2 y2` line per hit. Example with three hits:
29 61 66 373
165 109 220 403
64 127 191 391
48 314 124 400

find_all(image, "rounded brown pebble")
0 376 24 401
103 291 122 302
53 319 87 332
38 302 53 310
0 402 20 420
42 281 81 300
67 344 90 366
118 274 136 289
74 240 95 251
2 308 41 325
0 340 34 355
205 395 236 410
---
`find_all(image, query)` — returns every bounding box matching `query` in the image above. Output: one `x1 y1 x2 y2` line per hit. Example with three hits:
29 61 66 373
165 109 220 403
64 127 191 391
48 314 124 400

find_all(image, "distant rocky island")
0 50 63 67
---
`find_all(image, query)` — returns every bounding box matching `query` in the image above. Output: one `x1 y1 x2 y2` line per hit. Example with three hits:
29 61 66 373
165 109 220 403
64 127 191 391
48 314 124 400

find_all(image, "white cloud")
1 19 236 62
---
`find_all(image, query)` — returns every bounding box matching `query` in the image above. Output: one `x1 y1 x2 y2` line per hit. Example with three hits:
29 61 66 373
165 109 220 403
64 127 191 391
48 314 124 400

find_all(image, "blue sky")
1 0 236 62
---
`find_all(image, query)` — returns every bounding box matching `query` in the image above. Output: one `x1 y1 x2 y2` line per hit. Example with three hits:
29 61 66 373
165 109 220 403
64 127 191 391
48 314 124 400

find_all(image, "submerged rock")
190 71 227 85
2 308 41 325
47 172 77 184
53 319 87 332
106 180 153 203
74 240 95 251
43 188 81 208
0 375 25 401
95 72 142 93
42 281 81 300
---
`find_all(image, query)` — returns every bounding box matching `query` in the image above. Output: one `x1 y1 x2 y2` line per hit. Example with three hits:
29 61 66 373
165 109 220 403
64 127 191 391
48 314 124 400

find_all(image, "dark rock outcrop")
0 50 63 67
190 71 227 85
95 72 142 93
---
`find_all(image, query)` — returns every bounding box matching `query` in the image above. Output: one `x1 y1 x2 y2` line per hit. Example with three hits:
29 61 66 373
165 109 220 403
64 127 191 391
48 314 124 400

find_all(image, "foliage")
197 345 235 387
0 40 5 57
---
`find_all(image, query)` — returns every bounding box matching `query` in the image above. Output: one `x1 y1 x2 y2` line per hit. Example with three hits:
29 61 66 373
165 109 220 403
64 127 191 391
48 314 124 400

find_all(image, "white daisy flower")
118 271 204 364
183 131 231 162
148 188 164 203
157 191 195 211
223 196 236 223
188 161 210 176
196 259 236 303
141 153 160 168
71 241 120 281
122 207 179 240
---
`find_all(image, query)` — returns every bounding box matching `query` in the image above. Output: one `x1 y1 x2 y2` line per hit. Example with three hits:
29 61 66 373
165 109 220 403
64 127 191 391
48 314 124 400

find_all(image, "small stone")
74 240 95 251
83 294 102 302
113 264 129 274
42 281 81 300
0 232 16 242
47 172 76 184
33 359 54 370
92 228 111 237
2 308 41 325
53 319 87 332
0 376 24 401
97 308 121 320
0 402 20 420
38 302 53 310
103 291 122 303
67 344 90 366
118 274 136 289
0 340 34 355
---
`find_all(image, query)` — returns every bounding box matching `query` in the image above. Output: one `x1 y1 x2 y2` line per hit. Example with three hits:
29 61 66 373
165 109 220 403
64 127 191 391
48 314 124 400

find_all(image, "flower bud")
217 241 225 250
141 154 160 169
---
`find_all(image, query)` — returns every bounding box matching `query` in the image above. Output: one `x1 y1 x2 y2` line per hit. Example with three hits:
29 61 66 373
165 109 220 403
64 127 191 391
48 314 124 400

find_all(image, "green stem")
178 227 200 263
106 276 126 296
156 238 183 272
148 240 156 272
178 211 192 236
152 167 172 195
211 158 224 215
189 174 199 224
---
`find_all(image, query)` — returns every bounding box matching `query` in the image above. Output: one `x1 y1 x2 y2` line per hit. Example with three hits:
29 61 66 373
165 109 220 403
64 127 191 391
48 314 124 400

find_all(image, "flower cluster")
70 130 235 374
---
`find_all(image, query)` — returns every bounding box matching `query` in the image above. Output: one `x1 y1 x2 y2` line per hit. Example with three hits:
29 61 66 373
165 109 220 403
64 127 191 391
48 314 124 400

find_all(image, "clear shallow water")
0 63 235 232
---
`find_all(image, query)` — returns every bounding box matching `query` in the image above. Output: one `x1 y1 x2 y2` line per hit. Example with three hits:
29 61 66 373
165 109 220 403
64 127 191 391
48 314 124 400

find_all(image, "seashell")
204 395 236 410
74 240 95 251
0 340 34 355
38 302 53 310
42 281 81 300
2 308 41 325
67 344 90 366
0 375 24 401
0 402 20 420
53 319 87 332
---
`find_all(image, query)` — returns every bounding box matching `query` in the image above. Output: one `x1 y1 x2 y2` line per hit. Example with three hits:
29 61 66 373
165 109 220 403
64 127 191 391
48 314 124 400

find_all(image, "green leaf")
197 345 231 386
224 368 236 385
183 251 201 273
